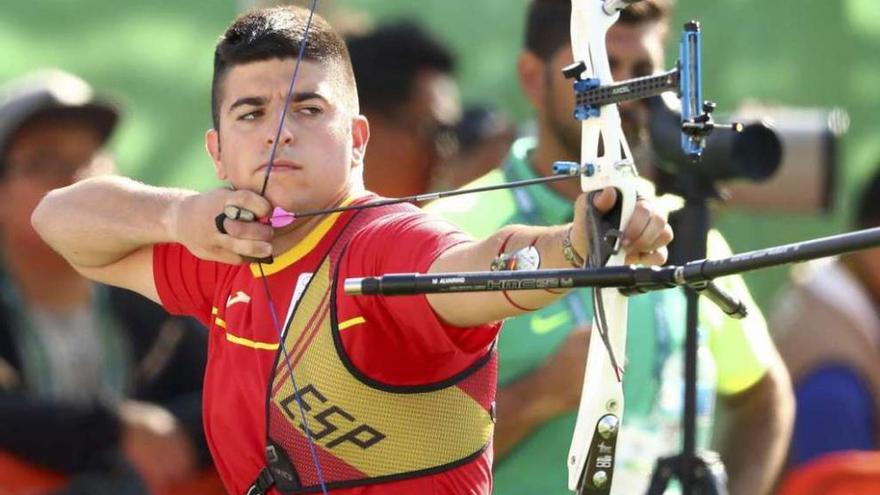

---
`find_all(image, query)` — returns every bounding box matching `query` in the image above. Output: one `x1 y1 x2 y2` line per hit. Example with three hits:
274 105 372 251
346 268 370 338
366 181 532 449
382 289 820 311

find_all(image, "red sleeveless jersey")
153 199 500 495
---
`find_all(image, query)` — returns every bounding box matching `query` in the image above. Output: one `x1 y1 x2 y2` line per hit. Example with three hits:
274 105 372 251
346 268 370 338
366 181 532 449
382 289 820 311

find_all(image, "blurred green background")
2 0 879 317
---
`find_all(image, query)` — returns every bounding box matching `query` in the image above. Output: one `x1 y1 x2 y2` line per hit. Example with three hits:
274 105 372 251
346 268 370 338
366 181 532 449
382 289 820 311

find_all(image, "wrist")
162 191 197 244
562 225 586 268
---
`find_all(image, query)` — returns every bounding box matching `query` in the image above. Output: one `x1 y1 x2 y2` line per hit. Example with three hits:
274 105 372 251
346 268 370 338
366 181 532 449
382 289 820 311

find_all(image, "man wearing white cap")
0 69 211 494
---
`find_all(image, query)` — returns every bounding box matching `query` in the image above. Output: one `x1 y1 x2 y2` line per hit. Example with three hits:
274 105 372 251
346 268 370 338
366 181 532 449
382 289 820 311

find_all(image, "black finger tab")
215 213 229 235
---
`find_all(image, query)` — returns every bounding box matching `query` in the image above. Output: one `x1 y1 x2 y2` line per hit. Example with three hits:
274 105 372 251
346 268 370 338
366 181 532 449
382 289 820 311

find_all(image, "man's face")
1 118 106 263
207 58 367 213
541 21 667 158
363 69 461 197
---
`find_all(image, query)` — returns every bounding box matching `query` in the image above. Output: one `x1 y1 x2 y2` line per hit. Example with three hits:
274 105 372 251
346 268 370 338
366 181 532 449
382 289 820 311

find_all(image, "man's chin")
266 197 300 216
265 190 320 218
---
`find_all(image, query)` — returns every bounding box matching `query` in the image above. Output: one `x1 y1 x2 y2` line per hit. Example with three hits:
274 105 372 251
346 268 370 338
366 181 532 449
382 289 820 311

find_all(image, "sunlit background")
2 0 879 313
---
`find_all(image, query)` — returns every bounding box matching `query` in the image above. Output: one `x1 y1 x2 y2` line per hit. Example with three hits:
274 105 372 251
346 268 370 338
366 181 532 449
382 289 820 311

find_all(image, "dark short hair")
346 22 455 118
211 5 355 129
855 167 880 229
524 0 674 61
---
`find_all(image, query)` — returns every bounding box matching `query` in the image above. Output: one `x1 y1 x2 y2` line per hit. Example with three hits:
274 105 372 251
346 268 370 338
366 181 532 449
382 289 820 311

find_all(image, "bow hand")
571 189 672 269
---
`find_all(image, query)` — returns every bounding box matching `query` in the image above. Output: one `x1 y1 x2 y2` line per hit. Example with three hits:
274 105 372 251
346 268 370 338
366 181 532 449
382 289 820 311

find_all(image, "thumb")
589 187 619 214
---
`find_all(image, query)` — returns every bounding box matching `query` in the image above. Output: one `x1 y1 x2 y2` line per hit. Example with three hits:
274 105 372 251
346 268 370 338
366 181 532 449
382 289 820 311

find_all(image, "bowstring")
256 1 329 493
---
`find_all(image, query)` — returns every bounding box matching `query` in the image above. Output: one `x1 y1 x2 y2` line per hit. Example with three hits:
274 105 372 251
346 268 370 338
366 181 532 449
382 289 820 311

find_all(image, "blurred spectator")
428 1 793 494
438 104 516 192
0 69 211 495
346 21 513 198
773 168 880 468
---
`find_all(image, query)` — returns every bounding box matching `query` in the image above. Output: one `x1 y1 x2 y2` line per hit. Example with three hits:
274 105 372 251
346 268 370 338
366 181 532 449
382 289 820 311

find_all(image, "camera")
648 94 847 213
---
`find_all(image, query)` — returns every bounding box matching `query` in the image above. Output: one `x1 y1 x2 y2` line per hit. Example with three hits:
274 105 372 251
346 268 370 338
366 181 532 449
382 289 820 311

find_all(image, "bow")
333 1 723 492
564 1 638 493
565 3 729 492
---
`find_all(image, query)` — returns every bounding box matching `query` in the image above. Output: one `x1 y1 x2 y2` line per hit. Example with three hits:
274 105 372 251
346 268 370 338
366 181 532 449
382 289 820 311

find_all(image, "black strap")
245 468 276 495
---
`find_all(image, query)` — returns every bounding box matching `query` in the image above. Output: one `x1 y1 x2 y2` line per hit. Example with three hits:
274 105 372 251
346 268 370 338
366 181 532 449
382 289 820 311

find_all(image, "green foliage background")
3 0 879 316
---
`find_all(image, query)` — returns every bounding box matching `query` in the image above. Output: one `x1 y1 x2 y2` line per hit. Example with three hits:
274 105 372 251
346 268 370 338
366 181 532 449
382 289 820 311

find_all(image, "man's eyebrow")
227 92 329 113
228 96 266 113
290 91 328 104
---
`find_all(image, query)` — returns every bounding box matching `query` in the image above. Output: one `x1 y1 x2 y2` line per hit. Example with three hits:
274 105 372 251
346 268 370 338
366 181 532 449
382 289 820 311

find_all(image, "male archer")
32 6 672 495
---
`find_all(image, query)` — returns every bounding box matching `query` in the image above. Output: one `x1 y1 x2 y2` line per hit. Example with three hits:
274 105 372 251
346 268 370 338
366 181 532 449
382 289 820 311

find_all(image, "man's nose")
266 115 295 146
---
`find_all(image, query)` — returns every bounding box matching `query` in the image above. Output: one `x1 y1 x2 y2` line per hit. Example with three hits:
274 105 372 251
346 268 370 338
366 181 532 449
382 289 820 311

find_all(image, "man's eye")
239 110 263 121
298 106 322 116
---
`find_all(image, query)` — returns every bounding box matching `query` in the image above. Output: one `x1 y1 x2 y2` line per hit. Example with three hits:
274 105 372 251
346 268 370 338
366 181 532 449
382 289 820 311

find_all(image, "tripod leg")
692 451 728 495
646 455 678 495
645 452 728 495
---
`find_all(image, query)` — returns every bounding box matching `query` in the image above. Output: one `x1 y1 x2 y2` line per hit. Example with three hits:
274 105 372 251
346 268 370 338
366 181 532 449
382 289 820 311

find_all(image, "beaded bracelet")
562 226 586 268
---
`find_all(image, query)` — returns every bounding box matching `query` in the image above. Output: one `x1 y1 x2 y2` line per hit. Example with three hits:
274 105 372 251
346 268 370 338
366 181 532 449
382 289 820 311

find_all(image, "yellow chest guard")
263 208 496 493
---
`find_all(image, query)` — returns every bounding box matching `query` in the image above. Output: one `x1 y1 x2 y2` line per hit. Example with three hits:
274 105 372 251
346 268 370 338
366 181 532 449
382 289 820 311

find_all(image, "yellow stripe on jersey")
338 316 366 331
213 312 279 351
225 332 280 351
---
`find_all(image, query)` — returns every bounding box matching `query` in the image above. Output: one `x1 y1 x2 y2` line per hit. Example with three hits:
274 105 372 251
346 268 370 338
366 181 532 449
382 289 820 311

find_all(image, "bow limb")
567 1 639 493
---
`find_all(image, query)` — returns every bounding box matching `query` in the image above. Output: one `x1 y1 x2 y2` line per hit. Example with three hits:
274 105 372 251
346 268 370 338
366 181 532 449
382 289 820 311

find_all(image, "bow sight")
562 21 741 163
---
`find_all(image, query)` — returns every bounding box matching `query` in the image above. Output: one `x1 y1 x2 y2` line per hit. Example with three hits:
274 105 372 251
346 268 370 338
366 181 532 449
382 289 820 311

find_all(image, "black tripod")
646 172 729 495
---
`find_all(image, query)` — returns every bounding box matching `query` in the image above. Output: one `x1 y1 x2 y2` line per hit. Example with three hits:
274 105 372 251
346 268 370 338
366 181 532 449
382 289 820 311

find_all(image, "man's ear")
205 128 226 180
518 51 546 111
350 115 370 169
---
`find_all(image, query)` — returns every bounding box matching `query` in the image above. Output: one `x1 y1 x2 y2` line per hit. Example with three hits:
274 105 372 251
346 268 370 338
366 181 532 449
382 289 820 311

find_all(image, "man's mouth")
257 160 303 172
